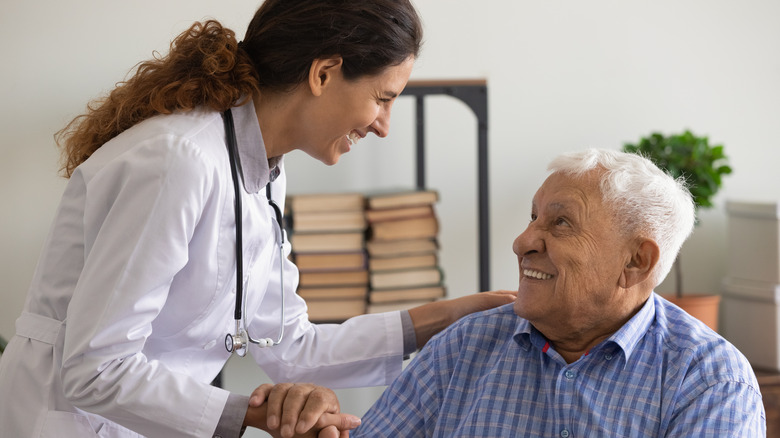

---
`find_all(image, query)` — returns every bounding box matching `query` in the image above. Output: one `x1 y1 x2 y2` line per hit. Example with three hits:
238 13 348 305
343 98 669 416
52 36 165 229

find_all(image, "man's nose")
513 225 544 256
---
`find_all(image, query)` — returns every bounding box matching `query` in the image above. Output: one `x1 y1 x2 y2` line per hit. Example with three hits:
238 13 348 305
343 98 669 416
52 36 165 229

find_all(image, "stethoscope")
222 109 285 357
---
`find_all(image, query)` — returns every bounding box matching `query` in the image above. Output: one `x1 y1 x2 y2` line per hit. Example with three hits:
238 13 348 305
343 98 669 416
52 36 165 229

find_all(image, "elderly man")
351 149 765 437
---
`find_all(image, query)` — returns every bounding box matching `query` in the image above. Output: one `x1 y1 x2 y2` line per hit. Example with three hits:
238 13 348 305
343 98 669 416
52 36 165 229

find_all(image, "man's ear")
308 57 344 97
619 238 660 289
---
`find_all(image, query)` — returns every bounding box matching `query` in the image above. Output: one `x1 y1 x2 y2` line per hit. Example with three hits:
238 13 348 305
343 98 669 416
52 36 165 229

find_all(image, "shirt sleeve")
665 379 766 437
214 394 250 438
351 322 457 437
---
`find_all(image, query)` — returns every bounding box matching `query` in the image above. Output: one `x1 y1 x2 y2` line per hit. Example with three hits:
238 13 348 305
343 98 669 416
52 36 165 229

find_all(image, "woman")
0 1 514 437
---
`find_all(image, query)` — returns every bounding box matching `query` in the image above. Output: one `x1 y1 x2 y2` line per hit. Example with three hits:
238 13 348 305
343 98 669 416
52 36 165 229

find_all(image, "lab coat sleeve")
247 167 406 388
60 135 229 438
251 285 406 388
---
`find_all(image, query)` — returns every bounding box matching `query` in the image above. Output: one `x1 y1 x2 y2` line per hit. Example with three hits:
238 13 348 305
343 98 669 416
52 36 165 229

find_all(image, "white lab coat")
0 102 404 437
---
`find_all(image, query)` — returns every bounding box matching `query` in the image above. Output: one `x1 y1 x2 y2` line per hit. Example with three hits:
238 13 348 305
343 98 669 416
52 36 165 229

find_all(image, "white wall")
2 0 779 434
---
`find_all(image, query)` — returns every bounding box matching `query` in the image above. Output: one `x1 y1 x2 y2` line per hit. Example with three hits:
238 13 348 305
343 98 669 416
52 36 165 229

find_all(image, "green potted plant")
623 130 732 331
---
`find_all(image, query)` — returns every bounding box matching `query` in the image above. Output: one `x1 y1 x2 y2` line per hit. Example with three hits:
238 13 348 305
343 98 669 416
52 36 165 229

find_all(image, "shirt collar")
603 294 655 361
512 293 656 363
228 99 282 194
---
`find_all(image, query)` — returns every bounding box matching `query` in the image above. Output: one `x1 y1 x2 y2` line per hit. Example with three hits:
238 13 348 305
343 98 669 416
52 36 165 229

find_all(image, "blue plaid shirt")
352 293 765 437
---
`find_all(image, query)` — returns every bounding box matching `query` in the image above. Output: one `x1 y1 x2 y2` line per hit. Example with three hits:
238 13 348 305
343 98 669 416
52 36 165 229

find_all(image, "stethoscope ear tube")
223 109 244 322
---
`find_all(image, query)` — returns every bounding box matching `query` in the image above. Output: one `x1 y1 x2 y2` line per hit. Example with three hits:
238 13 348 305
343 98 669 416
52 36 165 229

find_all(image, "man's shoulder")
654 295 731 352
448 302 519 338
460 301 517 321
653 295 757 385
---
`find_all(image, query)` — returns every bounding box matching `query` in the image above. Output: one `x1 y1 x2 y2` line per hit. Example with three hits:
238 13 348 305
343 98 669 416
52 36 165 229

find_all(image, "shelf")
400 79 490 291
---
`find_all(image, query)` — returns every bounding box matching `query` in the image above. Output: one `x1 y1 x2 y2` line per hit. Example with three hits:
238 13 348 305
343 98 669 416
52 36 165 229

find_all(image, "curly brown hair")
55 20 260 178
56 0 422 179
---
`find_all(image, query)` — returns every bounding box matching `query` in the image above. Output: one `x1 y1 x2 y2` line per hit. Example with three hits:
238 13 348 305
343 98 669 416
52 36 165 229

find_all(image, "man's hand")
408 290 517 347
243 383 360 438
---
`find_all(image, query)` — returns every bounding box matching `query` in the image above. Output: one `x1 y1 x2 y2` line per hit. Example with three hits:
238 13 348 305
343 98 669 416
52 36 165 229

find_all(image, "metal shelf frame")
400 79 490 291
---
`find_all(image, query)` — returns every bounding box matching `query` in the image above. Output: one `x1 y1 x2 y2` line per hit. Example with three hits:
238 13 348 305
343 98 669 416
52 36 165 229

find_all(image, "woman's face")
300 56 415 165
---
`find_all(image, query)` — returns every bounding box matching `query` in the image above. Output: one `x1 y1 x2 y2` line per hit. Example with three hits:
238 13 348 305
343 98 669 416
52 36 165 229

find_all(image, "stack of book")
364 190 446 313
287 192 368 322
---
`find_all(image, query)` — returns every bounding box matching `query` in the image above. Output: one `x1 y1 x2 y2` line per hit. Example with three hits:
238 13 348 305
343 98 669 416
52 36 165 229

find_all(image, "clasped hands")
244 383 359 438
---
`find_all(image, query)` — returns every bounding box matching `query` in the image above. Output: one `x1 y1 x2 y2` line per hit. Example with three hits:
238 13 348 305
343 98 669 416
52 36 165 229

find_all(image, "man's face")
512 170 639 337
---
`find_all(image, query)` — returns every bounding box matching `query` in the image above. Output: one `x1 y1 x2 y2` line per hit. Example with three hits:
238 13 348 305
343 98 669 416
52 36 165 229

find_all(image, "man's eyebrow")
548 202 571 212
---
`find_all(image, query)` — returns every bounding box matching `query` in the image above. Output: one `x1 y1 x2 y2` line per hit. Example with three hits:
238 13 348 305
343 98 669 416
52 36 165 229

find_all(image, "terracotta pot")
664 294 721 332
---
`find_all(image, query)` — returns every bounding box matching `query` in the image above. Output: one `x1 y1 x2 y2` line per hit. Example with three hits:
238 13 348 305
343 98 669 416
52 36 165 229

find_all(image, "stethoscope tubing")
223 108 285 355
224 108 245 321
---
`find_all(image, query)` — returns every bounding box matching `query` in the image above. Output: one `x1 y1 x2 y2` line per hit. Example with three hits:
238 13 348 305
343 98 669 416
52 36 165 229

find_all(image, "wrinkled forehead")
533 171 604 208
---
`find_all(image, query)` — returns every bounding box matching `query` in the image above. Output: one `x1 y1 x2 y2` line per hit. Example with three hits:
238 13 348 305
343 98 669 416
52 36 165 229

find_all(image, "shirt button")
560 429 570 438
564 370 576 380
605 353 613 361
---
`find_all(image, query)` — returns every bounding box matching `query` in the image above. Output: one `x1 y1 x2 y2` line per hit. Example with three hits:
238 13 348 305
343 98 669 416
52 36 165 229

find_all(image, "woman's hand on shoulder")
408 290 517 347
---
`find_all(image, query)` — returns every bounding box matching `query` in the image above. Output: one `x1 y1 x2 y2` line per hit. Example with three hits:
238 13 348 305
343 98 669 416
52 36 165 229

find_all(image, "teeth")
347 132 360 145
524 269 552 280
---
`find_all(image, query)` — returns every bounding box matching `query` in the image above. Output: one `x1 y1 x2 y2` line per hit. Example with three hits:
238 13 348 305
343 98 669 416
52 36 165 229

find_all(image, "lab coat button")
203 339 217 350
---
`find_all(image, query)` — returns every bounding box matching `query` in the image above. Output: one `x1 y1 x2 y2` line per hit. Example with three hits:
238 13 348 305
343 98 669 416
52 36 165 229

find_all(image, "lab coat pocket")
39 410 144 438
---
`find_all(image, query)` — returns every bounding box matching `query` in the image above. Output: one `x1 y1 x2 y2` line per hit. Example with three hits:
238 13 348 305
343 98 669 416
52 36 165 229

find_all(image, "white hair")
547 148 695 286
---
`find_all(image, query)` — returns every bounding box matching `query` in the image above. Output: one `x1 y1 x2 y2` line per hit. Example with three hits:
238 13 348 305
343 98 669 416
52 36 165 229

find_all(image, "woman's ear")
308 57 344 97
619 238 660 289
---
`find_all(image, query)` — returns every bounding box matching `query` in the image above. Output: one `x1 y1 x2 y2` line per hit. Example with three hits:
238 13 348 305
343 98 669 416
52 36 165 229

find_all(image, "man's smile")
523 268 553 280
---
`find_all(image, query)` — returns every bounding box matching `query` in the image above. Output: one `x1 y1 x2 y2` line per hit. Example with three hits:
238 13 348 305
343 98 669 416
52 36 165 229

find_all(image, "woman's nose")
369 108 391 138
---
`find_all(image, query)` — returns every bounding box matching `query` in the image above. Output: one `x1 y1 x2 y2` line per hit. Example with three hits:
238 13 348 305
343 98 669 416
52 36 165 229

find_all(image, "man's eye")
555 217 569 226
529 214 537 223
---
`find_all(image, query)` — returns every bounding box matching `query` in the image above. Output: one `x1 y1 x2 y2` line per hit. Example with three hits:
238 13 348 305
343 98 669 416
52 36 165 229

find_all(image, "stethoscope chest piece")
225 324 277 356
225 331 247 357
